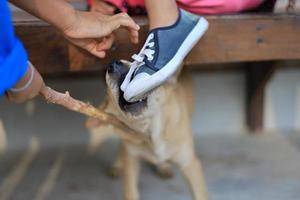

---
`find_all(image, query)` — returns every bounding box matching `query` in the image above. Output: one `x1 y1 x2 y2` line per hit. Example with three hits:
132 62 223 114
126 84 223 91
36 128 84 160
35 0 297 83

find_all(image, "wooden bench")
13 11 300 132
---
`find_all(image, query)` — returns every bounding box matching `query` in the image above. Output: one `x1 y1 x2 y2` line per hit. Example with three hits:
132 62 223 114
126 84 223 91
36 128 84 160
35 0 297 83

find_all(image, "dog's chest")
149 113 170 162
136 112 171 163
127 114 170 164
122 109 173 163
123 117 151 134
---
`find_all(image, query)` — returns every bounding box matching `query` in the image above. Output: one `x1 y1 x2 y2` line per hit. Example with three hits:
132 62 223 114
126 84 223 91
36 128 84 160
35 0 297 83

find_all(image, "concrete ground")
1 77 300 200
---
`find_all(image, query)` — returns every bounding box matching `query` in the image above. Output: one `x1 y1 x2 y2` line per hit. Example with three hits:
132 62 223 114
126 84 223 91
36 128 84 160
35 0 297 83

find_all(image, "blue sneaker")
121 9 208 102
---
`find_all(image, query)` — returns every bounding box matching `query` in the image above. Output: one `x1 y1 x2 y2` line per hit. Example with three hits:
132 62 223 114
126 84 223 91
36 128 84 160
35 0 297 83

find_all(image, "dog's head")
106 60 179 117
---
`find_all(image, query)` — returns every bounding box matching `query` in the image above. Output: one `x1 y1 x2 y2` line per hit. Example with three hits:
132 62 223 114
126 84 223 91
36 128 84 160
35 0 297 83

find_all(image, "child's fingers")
110 13 140 32
111 13 139 44
89 48 106 58
96 34 115 51
128 28 139 44
69 37 106 58
88 43 106 58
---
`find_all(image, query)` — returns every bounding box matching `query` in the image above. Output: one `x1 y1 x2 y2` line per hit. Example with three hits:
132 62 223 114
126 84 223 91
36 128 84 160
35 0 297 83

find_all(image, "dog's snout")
107 60 129 81
108 60 123 74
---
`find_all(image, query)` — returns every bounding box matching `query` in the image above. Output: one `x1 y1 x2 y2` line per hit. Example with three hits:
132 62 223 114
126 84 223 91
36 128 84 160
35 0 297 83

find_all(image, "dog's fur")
86 60 207 200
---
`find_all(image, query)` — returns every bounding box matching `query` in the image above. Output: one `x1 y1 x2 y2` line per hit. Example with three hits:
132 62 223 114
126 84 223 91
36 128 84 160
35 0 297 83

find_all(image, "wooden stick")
39 86 149 145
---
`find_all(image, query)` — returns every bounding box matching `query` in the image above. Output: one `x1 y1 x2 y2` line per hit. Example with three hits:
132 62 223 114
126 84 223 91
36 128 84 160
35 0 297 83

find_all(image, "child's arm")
0 1 44 102
9 0 139 57
10 0 75 32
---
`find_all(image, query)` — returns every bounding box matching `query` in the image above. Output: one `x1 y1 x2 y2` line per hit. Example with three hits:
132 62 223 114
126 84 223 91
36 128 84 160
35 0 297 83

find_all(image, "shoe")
121 9 208 102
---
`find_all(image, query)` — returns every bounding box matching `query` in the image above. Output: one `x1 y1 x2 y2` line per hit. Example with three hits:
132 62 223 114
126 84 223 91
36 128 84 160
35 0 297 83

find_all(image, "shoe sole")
125 17 209 102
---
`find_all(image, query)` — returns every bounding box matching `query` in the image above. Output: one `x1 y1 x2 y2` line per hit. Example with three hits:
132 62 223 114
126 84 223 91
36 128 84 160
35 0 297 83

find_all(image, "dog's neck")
108 85 177 139
120 107 162 136
124 93 176 137
120 95 178 140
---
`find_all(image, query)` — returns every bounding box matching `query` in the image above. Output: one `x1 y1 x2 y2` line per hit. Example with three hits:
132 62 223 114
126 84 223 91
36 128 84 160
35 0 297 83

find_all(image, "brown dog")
86 60 208 200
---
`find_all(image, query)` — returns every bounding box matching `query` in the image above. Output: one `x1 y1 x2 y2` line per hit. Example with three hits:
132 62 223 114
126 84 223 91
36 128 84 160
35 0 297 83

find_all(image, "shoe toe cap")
123 73 150 102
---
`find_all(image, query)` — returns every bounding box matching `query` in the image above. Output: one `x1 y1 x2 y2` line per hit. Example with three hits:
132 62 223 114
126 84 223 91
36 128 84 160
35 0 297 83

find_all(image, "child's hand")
6 64 44 103
89 1 117 58
62 11 139 58
10 0 137 58
90 0 116 15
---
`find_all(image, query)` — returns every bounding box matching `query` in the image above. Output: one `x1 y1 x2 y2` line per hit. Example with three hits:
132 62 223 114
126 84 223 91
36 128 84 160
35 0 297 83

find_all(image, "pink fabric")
103 0 264 14
87 0 93 6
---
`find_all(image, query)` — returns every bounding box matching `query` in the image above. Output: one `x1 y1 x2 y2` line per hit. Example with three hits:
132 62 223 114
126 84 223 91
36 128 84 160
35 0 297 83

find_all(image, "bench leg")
245 62 276 132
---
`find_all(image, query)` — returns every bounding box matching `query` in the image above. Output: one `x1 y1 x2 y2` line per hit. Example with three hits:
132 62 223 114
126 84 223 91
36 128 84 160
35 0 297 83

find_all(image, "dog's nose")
108 60 123 74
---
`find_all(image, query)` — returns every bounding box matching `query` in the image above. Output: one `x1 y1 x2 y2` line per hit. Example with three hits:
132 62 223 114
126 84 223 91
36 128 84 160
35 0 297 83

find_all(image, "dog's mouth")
117 74 148 115
107 60 148 115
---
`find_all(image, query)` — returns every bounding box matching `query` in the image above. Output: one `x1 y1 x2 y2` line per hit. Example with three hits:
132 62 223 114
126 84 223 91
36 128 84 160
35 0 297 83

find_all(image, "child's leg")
121 0 208 102
144 0 178 29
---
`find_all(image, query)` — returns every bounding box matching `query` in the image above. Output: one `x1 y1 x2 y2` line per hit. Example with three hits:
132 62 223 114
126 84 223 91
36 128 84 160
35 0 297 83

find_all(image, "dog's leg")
122 144 140 200
87 125 116 154
173 150 208 200
108 143 123 178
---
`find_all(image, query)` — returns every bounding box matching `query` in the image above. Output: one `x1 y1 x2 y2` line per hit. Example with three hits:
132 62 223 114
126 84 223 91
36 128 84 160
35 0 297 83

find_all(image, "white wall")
191 67 300 135
1 68 299 137
191 71 246 135
264 68 300 132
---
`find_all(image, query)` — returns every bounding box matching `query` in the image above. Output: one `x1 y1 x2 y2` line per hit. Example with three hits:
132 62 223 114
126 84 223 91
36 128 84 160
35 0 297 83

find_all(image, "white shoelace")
120 33 155 91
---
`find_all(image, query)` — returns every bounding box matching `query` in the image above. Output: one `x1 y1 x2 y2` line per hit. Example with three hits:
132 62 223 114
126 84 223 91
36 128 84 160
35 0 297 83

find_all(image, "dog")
86 60 208 200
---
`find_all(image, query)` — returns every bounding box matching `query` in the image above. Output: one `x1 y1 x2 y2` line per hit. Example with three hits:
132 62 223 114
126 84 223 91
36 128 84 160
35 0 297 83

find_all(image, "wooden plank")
15 25 70 75
186 14 300 65
13 12 300 74
245 61 276 132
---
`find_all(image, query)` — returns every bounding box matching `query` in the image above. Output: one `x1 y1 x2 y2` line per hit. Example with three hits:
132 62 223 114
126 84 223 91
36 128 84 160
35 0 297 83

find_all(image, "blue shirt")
0 1 28 95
